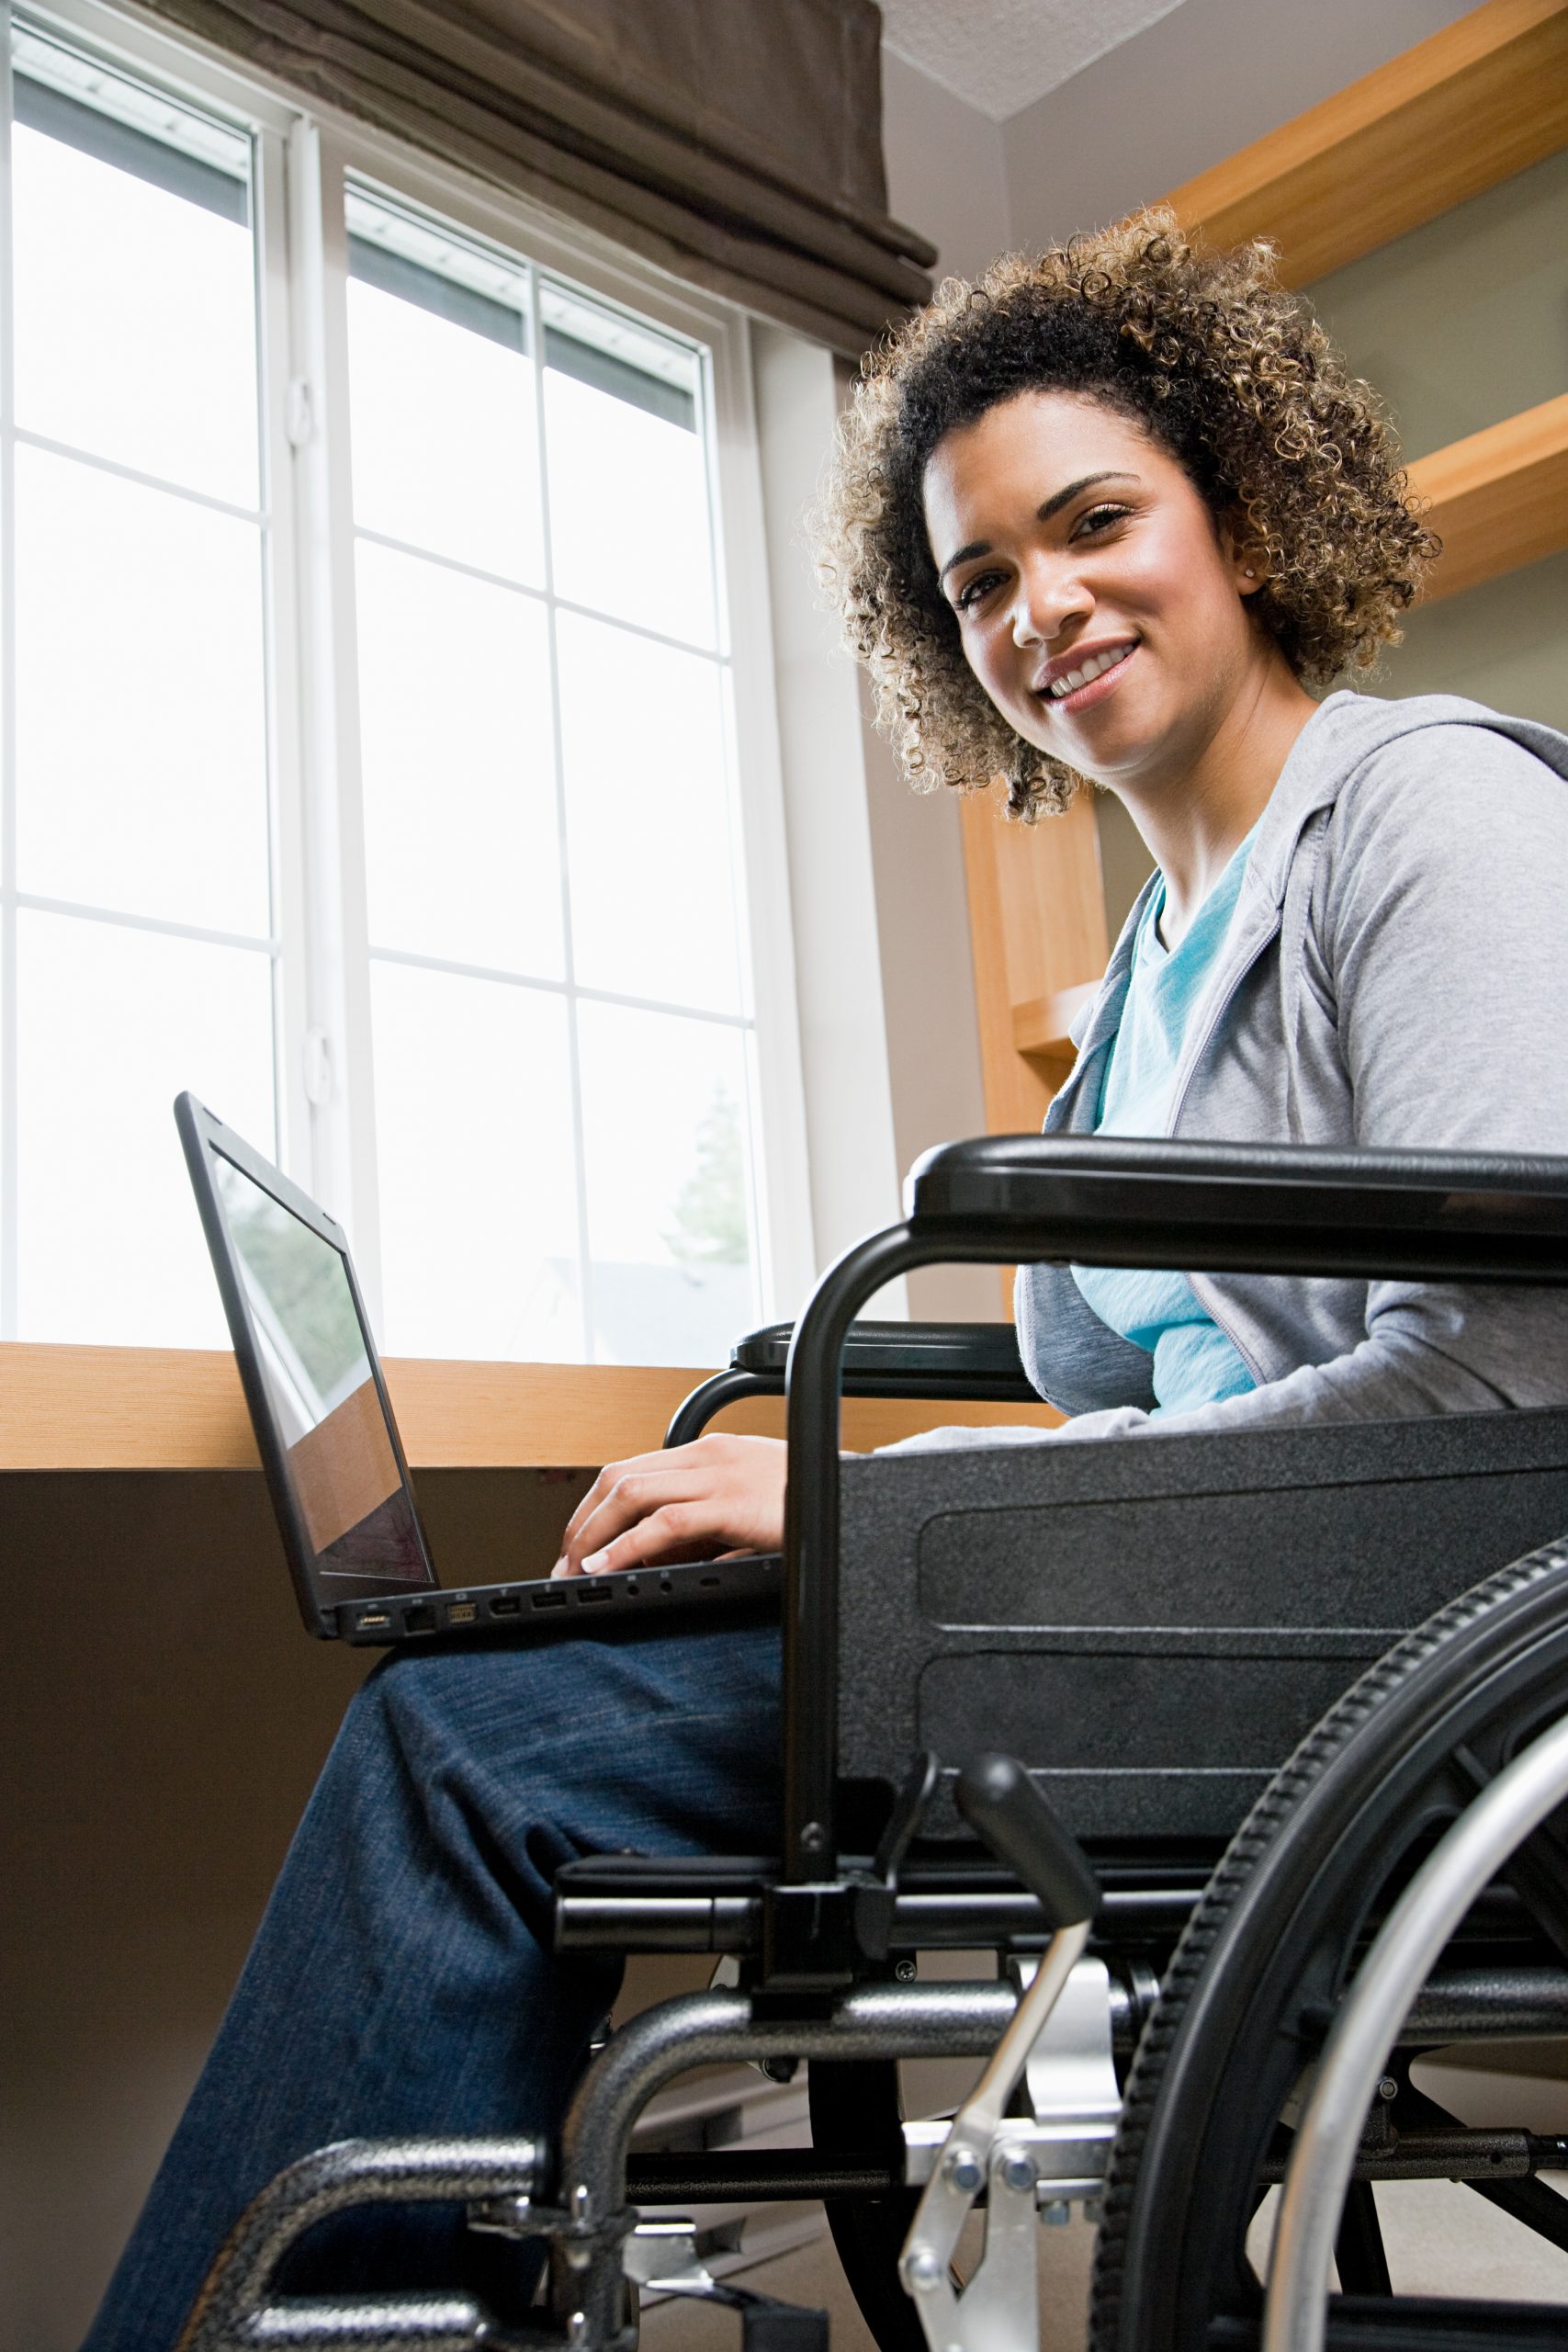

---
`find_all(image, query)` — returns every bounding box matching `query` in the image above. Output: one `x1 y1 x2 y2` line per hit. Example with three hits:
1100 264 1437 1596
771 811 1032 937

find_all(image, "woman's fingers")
558 1448 669 1562
552 1434 786 1577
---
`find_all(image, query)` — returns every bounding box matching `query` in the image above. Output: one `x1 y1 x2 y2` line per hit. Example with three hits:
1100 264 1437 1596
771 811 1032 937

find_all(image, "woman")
85 214 1568 2346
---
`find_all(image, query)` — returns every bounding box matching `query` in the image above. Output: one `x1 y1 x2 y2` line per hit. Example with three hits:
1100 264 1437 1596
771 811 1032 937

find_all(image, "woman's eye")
1074 503 1131 539
954 570 1003 612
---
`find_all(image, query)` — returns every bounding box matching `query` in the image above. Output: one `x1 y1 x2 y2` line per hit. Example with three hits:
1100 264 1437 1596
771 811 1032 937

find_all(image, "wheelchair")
174 1136 1568 2352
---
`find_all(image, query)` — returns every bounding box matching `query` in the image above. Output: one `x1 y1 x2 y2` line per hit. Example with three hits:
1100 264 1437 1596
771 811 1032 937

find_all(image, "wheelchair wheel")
1090 1536 1568 2352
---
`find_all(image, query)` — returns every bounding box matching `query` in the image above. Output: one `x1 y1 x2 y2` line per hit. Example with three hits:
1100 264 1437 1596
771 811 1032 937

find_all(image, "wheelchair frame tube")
780 1150 1568 1883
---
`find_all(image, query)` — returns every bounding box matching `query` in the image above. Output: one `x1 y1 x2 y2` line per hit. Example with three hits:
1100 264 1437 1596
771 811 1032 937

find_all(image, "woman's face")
922 389 1267 792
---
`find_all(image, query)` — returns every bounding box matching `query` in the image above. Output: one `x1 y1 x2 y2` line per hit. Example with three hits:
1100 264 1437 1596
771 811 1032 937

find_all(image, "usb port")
578 1581 612 1604
402 1604 435 1634
356 1610 391 1631
532 1588 569 1611
447 1601 478 1624
490 1594 522 1617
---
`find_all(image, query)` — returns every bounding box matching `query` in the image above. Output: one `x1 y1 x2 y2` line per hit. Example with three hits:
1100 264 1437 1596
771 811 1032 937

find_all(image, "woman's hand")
551 1433 787 1578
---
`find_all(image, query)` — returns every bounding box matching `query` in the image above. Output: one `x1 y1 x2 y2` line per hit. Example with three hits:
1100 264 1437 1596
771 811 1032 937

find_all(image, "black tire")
1090 1537 1568 2352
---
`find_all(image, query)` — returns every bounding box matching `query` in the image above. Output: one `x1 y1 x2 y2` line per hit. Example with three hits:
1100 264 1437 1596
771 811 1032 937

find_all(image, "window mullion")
0 2 17 1341
284 115 382 1318
710 320 818 1320
254 119 308 1181
528 261 594 1364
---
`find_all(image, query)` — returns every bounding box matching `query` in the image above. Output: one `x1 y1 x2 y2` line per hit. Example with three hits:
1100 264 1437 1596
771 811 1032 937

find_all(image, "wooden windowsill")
0 1342 1061 1471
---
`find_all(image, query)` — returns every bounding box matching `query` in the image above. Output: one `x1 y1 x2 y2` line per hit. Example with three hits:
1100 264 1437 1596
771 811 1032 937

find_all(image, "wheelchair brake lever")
898 1755 1100 2352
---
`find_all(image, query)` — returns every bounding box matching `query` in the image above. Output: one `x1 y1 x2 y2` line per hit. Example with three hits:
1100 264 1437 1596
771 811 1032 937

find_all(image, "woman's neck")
1116 653 1318 949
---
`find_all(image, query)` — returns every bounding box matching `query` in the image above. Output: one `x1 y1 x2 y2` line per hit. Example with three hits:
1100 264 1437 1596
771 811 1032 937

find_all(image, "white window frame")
6 0 818 1351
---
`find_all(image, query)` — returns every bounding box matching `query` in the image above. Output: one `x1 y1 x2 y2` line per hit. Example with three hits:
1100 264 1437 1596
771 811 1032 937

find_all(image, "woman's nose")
1010 560 1090 649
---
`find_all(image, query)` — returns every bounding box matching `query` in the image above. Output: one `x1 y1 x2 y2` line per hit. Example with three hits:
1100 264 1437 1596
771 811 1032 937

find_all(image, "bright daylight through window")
0 12 770 1369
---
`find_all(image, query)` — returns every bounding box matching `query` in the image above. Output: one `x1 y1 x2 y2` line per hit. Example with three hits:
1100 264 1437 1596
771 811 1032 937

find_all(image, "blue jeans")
82 1614 782 2349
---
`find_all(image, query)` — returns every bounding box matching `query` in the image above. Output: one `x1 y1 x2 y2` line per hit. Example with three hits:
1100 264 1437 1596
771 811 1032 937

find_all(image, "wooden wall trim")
1408 391 1568 605
0 1343 1059 1470
959 785 1109 1135
1164 0 1568 287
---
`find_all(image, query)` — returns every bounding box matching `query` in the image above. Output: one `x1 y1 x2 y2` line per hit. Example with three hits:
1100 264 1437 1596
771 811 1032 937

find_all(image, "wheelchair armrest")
906 1135 1568 1282
665 1319 1034 1445
733 1317 1031 1396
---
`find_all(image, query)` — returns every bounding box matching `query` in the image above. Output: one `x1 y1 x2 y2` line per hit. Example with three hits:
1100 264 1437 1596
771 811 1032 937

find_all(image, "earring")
1243 567 1257 578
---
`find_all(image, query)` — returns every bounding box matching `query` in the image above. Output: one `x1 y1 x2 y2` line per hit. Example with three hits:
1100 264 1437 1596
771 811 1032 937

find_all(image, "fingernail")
582 1549 609 1576
550 1559 570 1579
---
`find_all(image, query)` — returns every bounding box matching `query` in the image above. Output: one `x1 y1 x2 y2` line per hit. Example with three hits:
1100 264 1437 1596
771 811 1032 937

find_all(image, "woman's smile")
1034 636 1139 710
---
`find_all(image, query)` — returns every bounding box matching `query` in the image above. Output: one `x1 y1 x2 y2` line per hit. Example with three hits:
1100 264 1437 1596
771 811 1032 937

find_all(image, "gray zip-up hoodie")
903 691 1568 1451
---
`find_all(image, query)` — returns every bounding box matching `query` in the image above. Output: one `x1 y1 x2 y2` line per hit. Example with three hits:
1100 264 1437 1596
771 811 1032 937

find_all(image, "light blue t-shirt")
1072 830 1260 1415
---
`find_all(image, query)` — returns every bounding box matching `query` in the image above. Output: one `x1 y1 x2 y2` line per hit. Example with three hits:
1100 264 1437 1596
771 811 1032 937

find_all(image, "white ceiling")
878 0 1190 123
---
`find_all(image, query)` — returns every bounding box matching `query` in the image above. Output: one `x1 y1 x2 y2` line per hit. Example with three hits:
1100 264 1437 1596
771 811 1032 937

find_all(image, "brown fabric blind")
141 0 936 353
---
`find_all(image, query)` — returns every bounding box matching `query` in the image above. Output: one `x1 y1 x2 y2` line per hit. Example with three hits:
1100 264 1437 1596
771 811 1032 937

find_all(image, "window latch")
286 378 315 449
303 1028 333 1105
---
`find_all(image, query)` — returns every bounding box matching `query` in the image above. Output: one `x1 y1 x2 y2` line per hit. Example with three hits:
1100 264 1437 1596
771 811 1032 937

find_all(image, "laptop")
175 1092 784 1647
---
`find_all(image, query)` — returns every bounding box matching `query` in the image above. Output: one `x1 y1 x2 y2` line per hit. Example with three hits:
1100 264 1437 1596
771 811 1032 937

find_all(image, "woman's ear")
1221 511 1269 595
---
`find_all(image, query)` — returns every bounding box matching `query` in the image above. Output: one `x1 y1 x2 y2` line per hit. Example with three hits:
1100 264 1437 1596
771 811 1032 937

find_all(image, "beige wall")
998 0 1479 249
879 47 1007 284
1310 145 1568 462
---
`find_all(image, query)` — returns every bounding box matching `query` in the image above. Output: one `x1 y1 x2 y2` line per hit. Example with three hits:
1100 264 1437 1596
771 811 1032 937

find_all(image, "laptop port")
532 1588 569 1610
356 1610 391 1631
446 1601 479 1625
578 1580 612 1603
402 1604 435 1634
489 1594 522 1617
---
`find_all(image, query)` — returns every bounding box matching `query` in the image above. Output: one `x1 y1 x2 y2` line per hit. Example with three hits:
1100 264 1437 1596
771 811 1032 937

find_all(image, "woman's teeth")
1047 643 1134 700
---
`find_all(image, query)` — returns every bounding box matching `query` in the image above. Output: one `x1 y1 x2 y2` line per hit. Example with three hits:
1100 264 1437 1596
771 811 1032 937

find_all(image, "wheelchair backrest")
836 1409 1568 1842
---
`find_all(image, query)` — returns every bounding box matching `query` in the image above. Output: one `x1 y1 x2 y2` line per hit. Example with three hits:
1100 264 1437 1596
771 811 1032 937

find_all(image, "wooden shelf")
0 1343 1060 1471
1013 982 1100 1070
1408 392 1568 604
1164 0 1568 287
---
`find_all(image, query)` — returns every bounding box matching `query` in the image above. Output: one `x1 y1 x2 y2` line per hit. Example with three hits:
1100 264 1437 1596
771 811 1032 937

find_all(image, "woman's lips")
1041 641 1139 717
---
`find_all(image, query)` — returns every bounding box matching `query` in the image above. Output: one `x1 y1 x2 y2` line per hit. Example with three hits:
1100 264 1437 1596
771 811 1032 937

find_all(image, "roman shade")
143 0 937 354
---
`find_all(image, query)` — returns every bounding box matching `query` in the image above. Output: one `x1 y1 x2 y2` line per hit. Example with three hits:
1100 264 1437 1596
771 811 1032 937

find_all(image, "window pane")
15 446 270 936
17 910 275 1344
370 960 581 1360
346 195 544 583
577 1001 757 1366
12 52 257 506
356 541 561 976
557 612 743 1013
543 289 715 649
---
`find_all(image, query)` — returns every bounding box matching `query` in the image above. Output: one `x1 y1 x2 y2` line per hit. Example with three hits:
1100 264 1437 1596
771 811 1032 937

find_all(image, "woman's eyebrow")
939 469 1141 584
1037 469 1139 521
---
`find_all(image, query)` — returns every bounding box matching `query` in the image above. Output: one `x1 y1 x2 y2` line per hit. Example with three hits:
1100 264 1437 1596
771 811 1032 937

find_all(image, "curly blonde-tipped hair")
812 209 1437 818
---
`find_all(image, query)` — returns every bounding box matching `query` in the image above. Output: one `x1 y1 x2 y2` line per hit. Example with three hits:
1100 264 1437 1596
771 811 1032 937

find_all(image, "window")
0 4 807 1366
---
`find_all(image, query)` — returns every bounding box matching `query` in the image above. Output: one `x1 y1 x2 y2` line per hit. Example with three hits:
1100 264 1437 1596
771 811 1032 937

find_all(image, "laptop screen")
211 1151 429 1587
